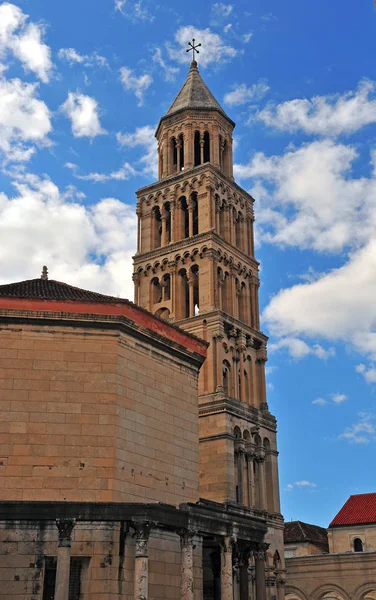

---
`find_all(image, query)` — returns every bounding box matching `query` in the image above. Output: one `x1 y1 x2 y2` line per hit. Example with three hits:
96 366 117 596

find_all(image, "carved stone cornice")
198 394 277 431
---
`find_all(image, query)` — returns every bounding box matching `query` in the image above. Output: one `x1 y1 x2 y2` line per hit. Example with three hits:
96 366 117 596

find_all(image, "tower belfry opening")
133 44 285 598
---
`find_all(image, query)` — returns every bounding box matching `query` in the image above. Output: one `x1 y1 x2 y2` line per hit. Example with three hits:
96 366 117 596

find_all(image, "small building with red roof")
328 493 376 554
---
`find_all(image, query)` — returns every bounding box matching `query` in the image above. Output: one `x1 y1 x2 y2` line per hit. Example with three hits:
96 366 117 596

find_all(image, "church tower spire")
133 57 284 587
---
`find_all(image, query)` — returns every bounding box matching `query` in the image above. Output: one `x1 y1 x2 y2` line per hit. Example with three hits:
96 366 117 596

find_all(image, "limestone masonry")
0 59 285 600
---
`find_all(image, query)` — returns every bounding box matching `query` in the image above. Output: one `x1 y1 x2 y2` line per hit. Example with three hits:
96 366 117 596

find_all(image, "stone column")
238 337 246 402
134 523 151 600
54 519 75 600
200 135 204 164
180 530 195 600
188 200 194 238
161 208 167 246
132 272 140 304
248 561 256 600
208 254 216 311
176 139 181 172
170 199 176 243
236 448 244 504
247 452 255 507
188 277 195 318
214 333 224 391
258 456 267 510
163 137 169 178
254 546 268 600
220 537 234 600
206 185 214 229
185 123 193 169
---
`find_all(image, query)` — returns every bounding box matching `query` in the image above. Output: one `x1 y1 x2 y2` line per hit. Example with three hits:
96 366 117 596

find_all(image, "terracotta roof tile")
284 521 328 550
329 493 376 527
0 278 130 304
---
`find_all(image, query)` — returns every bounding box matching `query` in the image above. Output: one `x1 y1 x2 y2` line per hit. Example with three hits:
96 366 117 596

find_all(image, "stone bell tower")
133 56 286 593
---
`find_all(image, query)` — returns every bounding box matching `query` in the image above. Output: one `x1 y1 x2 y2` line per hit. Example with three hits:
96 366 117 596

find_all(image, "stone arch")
312 583 350 600
155 307 170 321
354 583 376 600
285 588 308 600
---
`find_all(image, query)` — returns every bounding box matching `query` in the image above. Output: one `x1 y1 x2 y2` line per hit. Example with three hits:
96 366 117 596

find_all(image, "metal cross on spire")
186 39 202 62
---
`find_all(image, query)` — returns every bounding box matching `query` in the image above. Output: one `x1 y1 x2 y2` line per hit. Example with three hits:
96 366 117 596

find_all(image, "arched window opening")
223 272 231 314
163 202 171 244
264 437 273 512
162 274 171 301
234 426 241 439
191 192 199 235
194 130 201 166
151 277 162 304
223 360 231 395
178 269 189 319
219 201 226 238
204 131 210 163
243 370 248 403
180 197 189 239
254 433 261 447
155 307 170 321
236 212 243 249
219 136 227 172
152 206 162 249
191 264 200 316
354 538 363 552
273 550 281 571
178 133 184 171
170 137 177 173
239 283 247 322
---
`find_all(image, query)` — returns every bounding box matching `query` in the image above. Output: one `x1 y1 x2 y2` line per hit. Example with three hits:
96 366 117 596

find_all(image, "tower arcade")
133 57 285 592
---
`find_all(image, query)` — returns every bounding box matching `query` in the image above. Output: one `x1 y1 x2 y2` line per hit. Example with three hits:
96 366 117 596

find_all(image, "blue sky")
0 0 376 527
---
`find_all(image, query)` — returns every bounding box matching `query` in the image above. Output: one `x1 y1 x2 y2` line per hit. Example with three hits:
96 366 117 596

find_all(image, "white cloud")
332 393 347 404
339 413 376 444
0 172 136 299
269 336 335 360
295 480 317 488
61 92 107 138
168 26 237 68
224 82 270 106
212 3 233 17
117 125 158 178
67 161 136 183
312 398 327 406
0 76 51 162
58 48 108 68
0 2 52 82
223 24 232 33
256 80 376 137
152 48 179 82
356 363 376 383
287 480 317 490
120 66 152 106
242 32 253 43
114 0 154 22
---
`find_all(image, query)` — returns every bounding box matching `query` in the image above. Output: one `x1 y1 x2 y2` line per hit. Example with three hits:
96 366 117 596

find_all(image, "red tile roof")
284 521 328 550
0 278 130 304
329 493 376 527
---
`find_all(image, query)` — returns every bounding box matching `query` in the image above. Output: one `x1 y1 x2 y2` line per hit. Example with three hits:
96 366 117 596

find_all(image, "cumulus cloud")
58 48 108 68
0 2 52 82
66 161 136 183
269 336 335 360
0 76 51 162
224 82 270 106
339 413 376 444
168 26 237 68
332 393 347 404
114 0 154 22
117 125 157 178
152 48 179 82
0 172 136 299
287 480 317 490
255 80 376 137
356 363 376 383
61 92 107 138
120 66 152 106
212 3 233 17
312 398 327 406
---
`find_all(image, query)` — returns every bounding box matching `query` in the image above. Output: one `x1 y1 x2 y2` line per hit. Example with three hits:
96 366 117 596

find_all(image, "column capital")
133 521 153 557
179 528 197 549
252 542 269 560
56 519 75 548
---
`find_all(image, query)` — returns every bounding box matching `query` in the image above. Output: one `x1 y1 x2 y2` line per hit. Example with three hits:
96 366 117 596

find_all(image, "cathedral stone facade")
0 59 285 600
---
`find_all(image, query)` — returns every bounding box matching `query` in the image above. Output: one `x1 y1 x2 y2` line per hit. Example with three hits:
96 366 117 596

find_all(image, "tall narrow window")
162 273 171 301
163 202 171 243
194 130 201 166
204 131 210 163
354 538 363 552
191 264 199 315
69 558 84 600
236 212 242 249
191 192 199 235
180 197 189 238
178 269 189 319
43 557 57 600
171 137 177 172
179 133 184 170
151 277 162 304
152 206 162 248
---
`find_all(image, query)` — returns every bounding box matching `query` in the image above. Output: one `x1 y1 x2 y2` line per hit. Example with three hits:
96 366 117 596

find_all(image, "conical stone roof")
160 60 234 126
